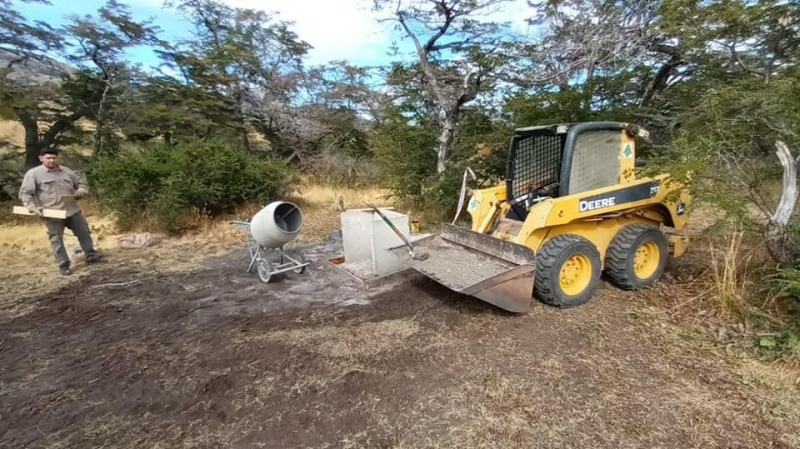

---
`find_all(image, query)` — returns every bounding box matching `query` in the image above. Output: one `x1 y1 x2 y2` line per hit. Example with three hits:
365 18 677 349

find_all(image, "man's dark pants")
44 211 97 268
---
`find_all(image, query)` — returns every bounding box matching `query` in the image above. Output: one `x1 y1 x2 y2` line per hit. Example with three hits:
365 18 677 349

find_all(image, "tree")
159 0 311 152
61 0 162 156
115 74 223 144
0 0 72 169
645 1 800 265
286 61 384 164
373 0 513 173
509 0 692 130
0 0 161 168
0 0 62 64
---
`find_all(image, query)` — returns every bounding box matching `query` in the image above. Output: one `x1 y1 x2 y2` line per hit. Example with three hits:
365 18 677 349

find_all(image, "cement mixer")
230 201 310 283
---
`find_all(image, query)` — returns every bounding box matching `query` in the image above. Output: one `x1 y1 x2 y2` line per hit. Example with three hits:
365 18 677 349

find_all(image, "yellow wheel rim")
633 241 660 279
559 254 592 296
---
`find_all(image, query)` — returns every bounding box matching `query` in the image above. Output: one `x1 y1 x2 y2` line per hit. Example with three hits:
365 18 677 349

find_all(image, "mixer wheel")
256 258 273 283
293 252 307 274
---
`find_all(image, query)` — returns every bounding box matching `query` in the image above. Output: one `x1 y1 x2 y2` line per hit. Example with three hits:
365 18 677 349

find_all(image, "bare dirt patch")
1 238 799 448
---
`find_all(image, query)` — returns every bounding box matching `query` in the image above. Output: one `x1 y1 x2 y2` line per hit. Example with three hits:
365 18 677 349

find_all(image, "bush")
90 139 296 233
0 149 23 202
305 151 381 188
371 108 512 224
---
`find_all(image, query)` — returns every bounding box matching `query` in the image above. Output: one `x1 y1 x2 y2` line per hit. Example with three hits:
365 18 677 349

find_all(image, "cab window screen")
567 130 621 195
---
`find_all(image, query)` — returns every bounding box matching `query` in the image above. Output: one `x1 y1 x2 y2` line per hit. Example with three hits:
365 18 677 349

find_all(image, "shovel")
366 203 428 261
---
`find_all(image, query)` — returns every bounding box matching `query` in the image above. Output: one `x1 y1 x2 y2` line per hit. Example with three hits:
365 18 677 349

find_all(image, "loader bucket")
389 223 536 313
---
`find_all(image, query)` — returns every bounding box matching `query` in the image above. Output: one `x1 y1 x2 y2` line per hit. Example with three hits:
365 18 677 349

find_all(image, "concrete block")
340 209 411 276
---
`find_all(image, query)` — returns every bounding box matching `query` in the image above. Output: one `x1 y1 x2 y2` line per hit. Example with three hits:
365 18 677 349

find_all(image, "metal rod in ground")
366 203 428 260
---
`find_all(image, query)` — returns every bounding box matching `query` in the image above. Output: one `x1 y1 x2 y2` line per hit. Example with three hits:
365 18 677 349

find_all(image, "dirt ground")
2 233 800 449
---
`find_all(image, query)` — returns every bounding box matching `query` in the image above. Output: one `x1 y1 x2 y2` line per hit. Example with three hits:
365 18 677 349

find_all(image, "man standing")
19 147 103 275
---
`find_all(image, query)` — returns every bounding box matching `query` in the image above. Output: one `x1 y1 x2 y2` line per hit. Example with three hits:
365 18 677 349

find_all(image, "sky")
15 0 537 70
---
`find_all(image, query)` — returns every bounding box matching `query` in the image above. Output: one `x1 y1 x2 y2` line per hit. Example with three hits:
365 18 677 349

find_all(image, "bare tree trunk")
433 73 479 174
437 111 457 173
92 78 112 156
17 108 41 170
639 44 683 106
395 5 483 174
17 107 84 169
241 128 251 151
766 141 800 267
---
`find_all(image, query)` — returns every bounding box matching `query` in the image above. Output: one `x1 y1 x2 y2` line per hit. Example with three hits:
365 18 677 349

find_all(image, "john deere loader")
389 121 691 312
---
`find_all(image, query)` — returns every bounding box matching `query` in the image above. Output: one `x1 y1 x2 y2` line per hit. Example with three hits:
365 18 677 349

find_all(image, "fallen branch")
179 304 214 318
668 286 715 315
90 277 157 289
765 141 799 267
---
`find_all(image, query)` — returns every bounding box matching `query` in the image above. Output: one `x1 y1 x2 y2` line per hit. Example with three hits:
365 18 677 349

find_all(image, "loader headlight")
626 123 651 143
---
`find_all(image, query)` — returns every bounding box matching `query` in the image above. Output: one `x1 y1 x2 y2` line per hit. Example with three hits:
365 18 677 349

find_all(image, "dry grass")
291 181 392 209
286 180 394 243
105 180 394 247
708 229 756 317
2 172 799 448
658 203 788 323
236 318 420 359
0 120 25 146
0 181 395 311
737 359 800 390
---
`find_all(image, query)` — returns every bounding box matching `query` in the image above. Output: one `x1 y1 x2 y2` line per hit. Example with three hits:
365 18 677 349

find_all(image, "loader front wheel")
605 224 669 290
534 234 602 308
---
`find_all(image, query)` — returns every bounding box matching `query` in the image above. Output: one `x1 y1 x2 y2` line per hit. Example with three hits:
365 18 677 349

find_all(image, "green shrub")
0 149 23 202
90 139 296 233
371 108 512 224
761 267 800 301
306 151 381 188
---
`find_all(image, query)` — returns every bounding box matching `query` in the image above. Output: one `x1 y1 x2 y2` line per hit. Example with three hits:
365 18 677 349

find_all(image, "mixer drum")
250 201 304 248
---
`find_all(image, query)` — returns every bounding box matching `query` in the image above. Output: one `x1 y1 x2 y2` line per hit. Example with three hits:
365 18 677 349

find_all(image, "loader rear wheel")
605 224 669 290
534 234 602 308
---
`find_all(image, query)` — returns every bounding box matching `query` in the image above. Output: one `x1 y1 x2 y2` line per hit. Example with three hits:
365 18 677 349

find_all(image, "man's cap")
40 147 59 156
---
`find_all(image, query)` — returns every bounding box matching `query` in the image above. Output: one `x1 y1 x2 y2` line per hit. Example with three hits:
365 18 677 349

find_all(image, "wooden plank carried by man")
12 205 68 219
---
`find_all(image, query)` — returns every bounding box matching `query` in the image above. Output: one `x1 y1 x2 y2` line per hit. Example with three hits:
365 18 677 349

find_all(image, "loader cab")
505 121 636 221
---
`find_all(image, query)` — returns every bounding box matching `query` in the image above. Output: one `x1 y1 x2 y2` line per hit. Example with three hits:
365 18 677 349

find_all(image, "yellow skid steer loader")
389 121 691 312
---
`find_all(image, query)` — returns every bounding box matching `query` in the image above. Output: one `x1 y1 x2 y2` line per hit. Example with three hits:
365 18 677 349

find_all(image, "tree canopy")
0 0 797 235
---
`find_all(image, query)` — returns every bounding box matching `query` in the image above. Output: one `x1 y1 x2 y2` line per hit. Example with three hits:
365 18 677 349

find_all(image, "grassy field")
0 182 393 299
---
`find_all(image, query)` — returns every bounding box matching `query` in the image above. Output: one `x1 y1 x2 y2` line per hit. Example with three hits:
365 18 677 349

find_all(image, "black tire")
605 224 669 290
534 234 602 308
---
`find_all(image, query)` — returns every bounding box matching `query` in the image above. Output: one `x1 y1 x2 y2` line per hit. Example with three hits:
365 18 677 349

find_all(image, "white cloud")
225 0 392 66
132 0 535 66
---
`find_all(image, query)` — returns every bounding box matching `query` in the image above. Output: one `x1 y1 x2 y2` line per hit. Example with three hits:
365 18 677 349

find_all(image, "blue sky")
17 0 190 70
15 0 535 70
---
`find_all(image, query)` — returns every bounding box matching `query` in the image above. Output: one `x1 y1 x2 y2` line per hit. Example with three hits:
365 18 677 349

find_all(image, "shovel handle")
366 203 414 250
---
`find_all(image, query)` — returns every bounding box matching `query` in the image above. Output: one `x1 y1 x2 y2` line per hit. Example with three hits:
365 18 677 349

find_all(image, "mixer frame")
230 220 310 283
